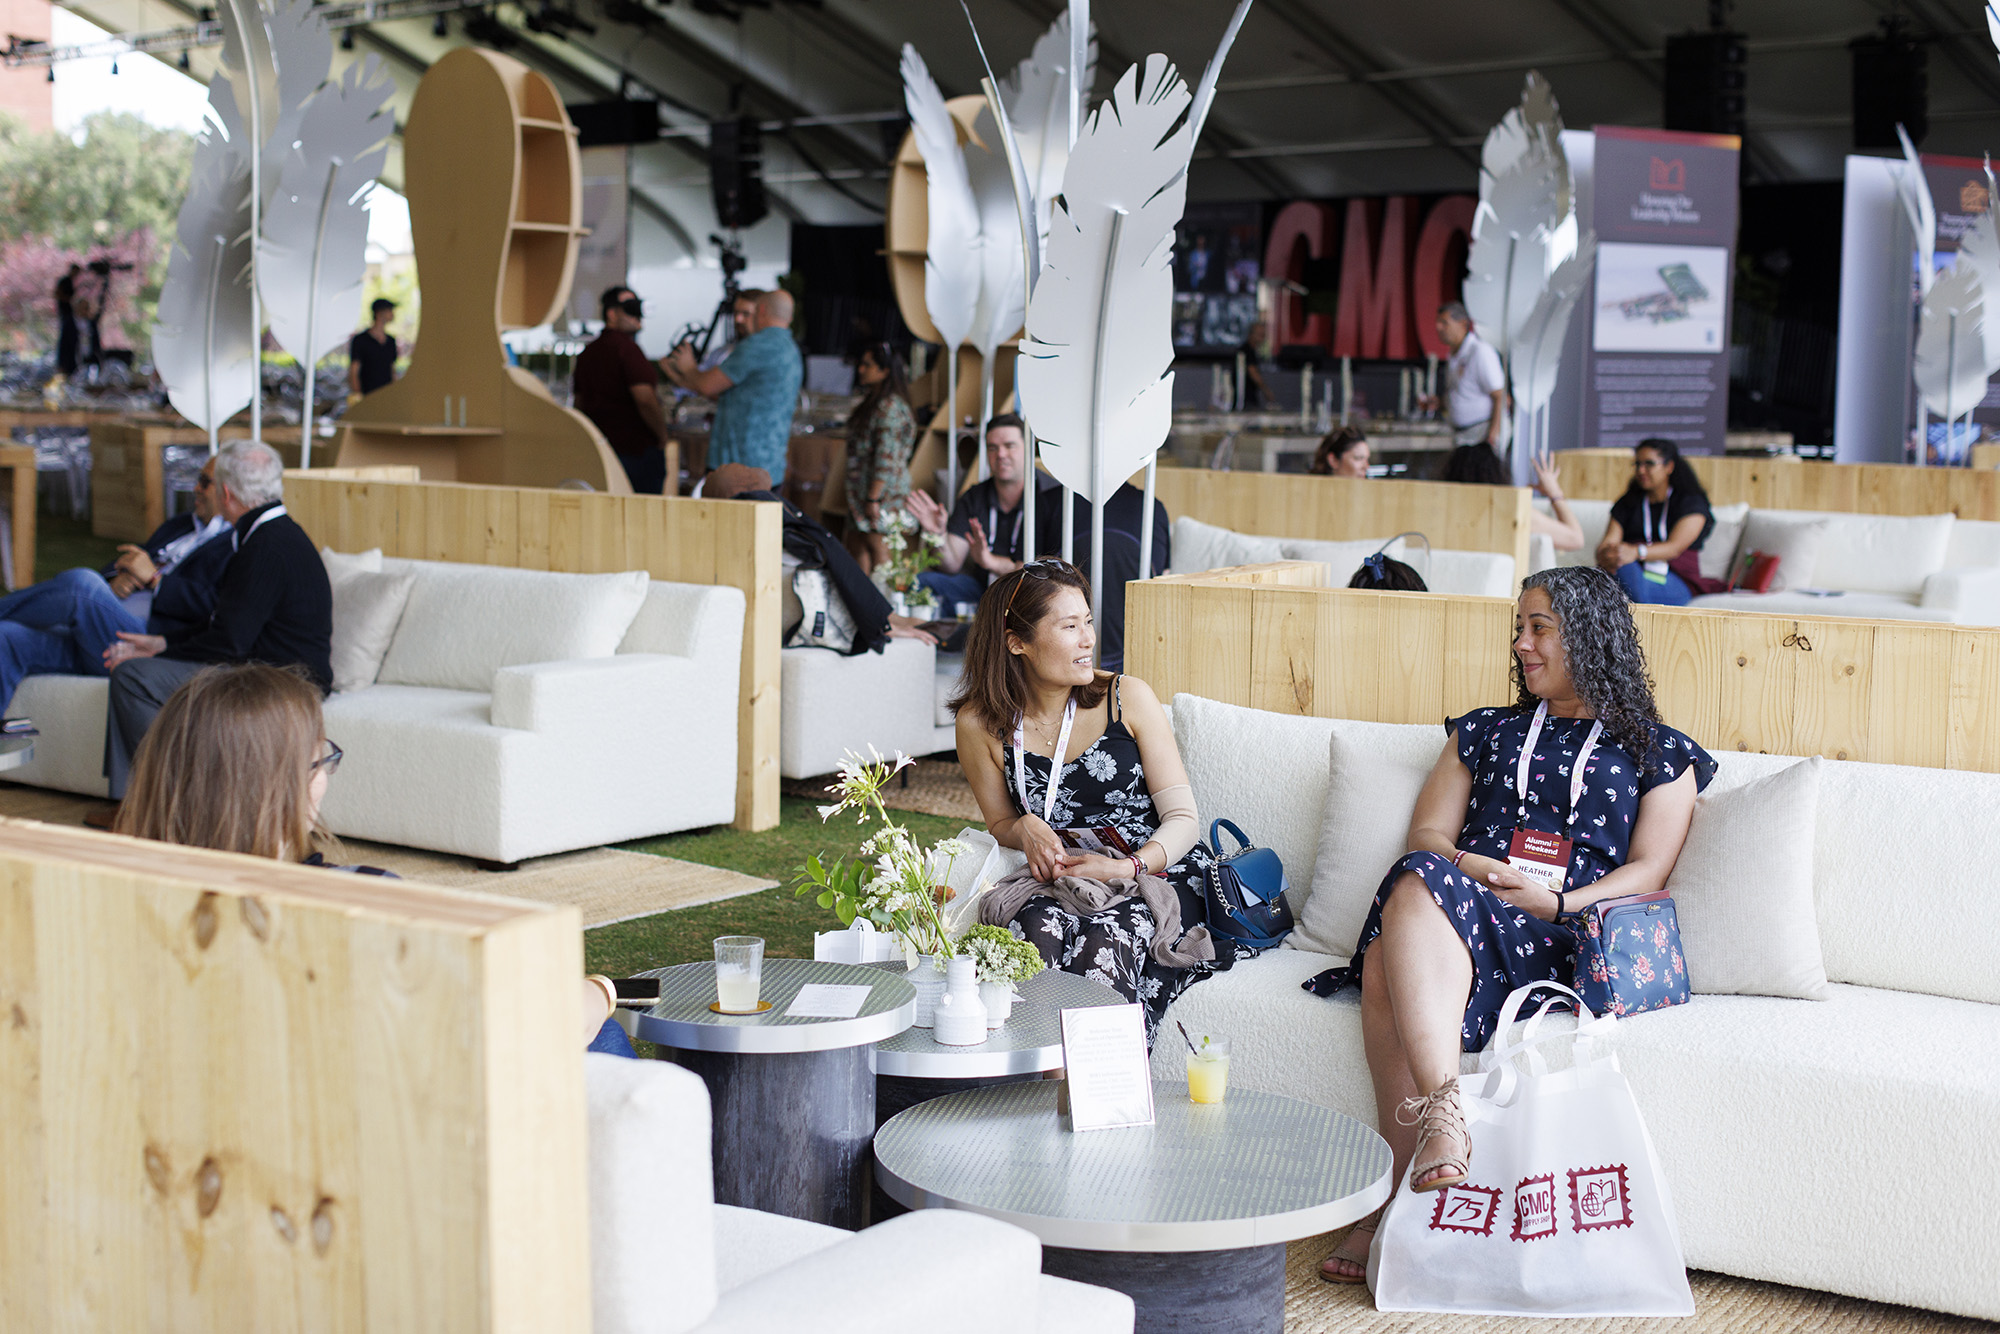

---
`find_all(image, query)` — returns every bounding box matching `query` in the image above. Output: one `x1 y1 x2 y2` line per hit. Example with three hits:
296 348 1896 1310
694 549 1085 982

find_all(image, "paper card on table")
1058 1003 1155 1132
785 983 871 1019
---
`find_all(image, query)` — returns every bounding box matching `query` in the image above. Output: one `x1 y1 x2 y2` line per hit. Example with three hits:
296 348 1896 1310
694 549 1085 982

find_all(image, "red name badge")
1507 828 1573 894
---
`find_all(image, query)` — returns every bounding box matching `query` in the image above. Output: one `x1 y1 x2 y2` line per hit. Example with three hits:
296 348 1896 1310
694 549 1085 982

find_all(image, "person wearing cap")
574 285 671 494
347 298 400 398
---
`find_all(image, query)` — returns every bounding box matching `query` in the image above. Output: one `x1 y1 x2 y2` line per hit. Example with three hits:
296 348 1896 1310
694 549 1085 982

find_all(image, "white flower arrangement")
797 747 964 959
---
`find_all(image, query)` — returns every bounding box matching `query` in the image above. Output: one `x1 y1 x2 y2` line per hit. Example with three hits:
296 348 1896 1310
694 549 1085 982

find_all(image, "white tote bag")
1369 982 1696 1317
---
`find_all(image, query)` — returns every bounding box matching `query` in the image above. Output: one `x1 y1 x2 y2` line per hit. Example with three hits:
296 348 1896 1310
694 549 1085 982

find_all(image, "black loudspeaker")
1851 26 1927 150
1664 30 1747 138
709 117 767 232
566 99 661 149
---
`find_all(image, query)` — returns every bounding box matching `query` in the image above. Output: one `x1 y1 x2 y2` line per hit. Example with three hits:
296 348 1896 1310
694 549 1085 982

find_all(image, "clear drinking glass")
1185 1034 1231 1104
713 936 765 1013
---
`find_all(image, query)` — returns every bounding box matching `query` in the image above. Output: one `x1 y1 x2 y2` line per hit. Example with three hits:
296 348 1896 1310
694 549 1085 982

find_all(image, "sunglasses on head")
1002 558 1080 622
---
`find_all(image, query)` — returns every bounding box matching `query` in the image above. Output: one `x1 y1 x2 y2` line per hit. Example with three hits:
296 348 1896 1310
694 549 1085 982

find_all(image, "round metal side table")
875 1080 1392 1334
635 957 914 1230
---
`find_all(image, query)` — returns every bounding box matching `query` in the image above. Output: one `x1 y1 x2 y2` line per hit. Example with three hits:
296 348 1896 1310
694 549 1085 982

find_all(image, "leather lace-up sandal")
1398 1077 1470 1193
1317 1205 1385 1285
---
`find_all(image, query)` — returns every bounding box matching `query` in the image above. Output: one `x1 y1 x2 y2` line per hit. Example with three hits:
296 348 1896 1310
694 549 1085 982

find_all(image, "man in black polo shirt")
907 412 1059 613
574 285 670 494
347 298 399 397
96 440 333 807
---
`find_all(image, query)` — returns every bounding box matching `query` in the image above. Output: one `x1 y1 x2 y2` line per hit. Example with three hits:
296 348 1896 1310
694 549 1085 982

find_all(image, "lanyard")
987 497 1022 560
1640 497 1666 545
233 503 287 552
1013 696 1077 826
1515 701 1603 832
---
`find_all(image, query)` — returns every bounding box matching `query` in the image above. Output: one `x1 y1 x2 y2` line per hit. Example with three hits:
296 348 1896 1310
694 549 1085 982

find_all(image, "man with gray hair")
93 439 333 811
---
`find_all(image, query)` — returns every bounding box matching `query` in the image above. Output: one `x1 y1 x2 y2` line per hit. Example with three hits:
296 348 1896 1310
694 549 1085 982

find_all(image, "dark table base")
1041 1242 1286 1334
668 1044 874 1231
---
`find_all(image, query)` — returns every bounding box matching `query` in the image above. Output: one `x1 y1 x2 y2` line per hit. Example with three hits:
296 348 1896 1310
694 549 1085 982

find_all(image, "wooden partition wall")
1128 566 2000 772
1557 447 2000 519
1153 467 1534 576
284 474 782 830
0 819 586 1330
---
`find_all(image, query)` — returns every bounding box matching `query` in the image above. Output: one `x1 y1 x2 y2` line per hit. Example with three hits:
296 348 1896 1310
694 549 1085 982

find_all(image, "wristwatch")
1637 543 1649 562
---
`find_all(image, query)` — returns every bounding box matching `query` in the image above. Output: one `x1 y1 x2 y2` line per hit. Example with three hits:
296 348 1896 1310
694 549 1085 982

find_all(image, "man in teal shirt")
664 288 802 484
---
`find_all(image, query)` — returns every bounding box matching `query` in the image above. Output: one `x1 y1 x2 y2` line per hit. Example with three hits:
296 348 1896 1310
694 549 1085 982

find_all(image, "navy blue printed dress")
1303 707 1715 1050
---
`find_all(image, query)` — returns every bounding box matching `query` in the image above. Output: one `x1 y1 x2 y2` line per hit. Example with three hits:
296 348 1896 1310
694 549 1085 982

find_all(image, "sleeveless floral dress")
1004 682 1245 1043
1304 706 1714 1050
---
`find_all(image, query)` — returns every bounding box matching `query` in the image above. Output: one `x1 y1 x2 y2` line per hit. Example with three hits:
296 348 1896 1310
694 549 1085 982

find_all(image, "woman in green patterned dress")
844 343 915 573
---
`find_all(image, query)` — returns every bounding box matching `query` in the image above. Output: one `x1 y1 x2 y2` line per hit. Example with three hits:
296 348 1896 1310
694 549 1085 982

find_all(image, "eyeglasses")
311 740 343 776
1001 558 1078 623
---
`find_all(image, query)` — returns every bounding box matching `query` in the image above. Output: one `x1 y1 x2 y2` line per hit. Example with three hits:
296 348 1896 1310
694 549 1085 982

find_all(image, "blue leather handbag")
1572 889 1690 1018
1203 819 1295 949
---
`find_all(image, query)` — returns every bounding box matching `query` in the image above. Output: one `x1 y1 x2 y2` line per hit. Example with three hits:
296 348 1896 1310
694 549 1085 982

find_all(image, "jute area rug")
0 783 772 929
1280 1233 1994 1333
783 755 984 824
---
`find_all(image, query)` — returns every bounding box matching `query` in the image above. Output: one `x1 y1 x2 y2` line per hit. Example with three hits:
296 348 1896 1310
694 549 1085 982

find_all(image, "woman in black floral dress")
953 560 1243 1041
1313 567 1712 1284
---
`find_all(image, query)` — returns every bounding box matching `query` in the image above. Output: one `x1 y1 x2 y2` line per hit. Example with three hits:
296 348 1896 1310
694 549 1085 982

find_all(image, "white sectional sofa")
1136 694 1998 1320
586 1052 1132 1334
1542 496 2000 624
1171 515 1520 597
4 555 744 863
780 639 959 778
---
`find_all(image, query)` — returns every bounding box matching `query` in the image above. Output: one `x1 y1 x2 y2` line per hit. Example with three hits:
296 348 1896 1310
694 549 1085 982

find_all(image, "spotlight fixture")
340 26 354 49
462 9 518 49
433 11 449 36
524 3 596 39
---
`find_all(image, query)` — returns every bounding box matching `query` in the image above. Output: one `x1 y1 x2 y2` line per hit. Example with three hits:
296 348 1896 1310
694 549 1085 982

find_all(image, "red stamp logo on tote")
1511 1174 1558 1241
1428 1183 1502 1236
1568 1165 1634 1232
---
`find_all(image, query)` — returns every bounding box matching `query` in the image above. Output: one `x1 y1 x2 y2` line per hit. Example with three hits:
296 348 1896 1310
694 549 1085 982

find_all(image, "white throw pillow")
321 546 383 579
1733 513 1828 592
1806 512 1954 597
1169 694 1335 913
1697 502 1750 583
1168 516 1287 575
378 564 650 691
1294 721 1447 956
1664 756 1827 1000
326 566 417 693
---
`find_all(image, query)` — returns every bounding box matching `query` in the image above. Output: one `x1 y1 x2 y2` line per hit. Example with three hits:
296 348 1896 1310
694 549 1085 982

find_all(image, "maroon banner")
1584 126 1741 456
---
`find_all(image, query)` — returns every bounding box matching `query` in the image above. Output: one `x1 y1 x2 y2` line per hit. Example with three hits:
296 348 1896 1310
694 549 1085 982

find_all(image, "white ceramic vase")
909 955 947 1028
978 979 1014 1029
932 957 988 1046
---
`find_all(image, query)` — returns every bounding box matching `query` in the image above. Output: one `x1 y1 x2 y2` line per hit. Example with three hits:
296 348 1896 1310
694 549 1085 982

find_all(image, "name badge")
1507 827 1572 895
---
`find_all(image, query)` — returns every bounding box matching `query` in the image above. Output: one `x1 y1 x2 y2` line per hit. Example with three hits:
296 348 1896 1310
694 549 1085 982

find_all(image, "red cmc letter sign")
1334 196 1418 359
1412 195 1476 359
1263 201 1335 348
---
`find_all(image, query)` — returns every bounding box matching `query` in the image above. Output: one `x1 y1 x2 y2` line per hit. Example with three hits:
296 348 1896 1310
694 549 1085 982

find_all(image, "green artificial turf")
35 514 122 583
584 795 970 977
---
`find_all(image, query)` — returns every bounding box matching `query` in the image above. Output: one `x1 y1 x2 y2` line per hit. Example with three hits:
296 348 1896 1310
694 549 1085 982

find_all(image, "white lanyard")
987 498 1022 559
1640 498 1665 544
233 503 287 552
1013 696 1077 826
1515 701 1603 832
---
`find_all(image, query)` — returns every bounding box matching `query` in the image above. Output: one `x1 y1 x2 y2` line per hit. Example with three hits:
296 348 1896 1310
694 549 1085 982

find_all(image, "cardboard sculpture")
336 48 628 492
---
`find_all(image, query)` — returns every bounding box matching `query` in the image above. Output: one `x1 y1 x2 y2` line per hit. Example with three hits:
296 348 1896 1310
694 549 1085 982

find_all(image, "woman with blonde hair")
114 663 632 1053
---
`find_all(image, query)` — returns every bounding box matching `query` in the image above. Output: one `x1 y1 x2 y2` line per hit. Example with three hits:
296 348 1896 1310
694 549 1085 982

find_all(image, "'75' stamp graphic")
1428 1183 1502 1236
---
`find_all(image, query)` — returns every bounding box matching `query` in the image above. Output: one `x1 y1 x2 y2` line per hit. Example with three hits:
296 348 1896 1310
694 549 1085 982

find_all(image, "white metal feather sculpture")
1914 255 1987 444
964 102 1028 445
259 55 395 464
999 11 1096 260
1464 73 1576 359
1893 124 1937 299
902 43 981 494
1508 234 1595 461
155 127 257 446
1015 54 1191 629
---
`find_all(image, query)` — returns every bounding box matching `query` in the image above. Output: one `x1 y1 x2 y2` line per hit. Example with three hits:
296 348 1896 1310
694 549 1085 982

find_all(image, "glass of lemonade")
713 936 765 1013
1186 1034 1230 1104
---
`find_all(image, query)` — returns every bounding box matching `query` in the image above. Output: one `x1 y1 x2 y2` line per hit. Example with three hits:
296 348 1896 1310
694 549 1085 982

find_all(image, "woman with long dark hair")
1311 426 1371 478
844 342 915 573
1308 567 1713 1283
952 559 1243 1040
1595 437 1717 605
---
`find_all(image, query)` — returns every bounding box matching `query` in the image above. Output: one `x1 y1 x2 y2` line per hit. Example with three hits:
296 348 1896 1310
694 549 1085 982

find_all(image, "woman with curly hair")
1310 566 1714 1283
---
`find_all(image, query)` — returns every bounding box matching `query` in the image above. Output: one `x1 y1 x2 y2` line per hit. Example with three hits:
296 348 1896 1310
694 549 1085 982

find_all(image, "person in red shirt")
573 286 671 493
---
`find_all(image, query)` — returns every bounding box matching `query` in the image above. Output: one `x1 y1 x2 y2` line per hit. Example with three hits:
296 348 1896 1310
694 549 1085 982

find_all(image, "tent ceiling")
60 0 2000 249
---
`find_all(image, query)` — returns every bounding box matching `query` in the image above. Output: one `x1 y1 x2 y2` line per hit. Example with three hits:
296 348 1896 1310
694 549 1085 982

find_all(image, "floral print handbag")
1573 890 1690 1017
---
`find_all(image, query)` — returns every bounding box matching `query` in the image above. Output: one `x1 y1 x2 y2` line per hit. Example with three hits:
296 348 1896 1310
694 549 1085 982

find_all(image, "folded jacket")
981 864 1216 969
